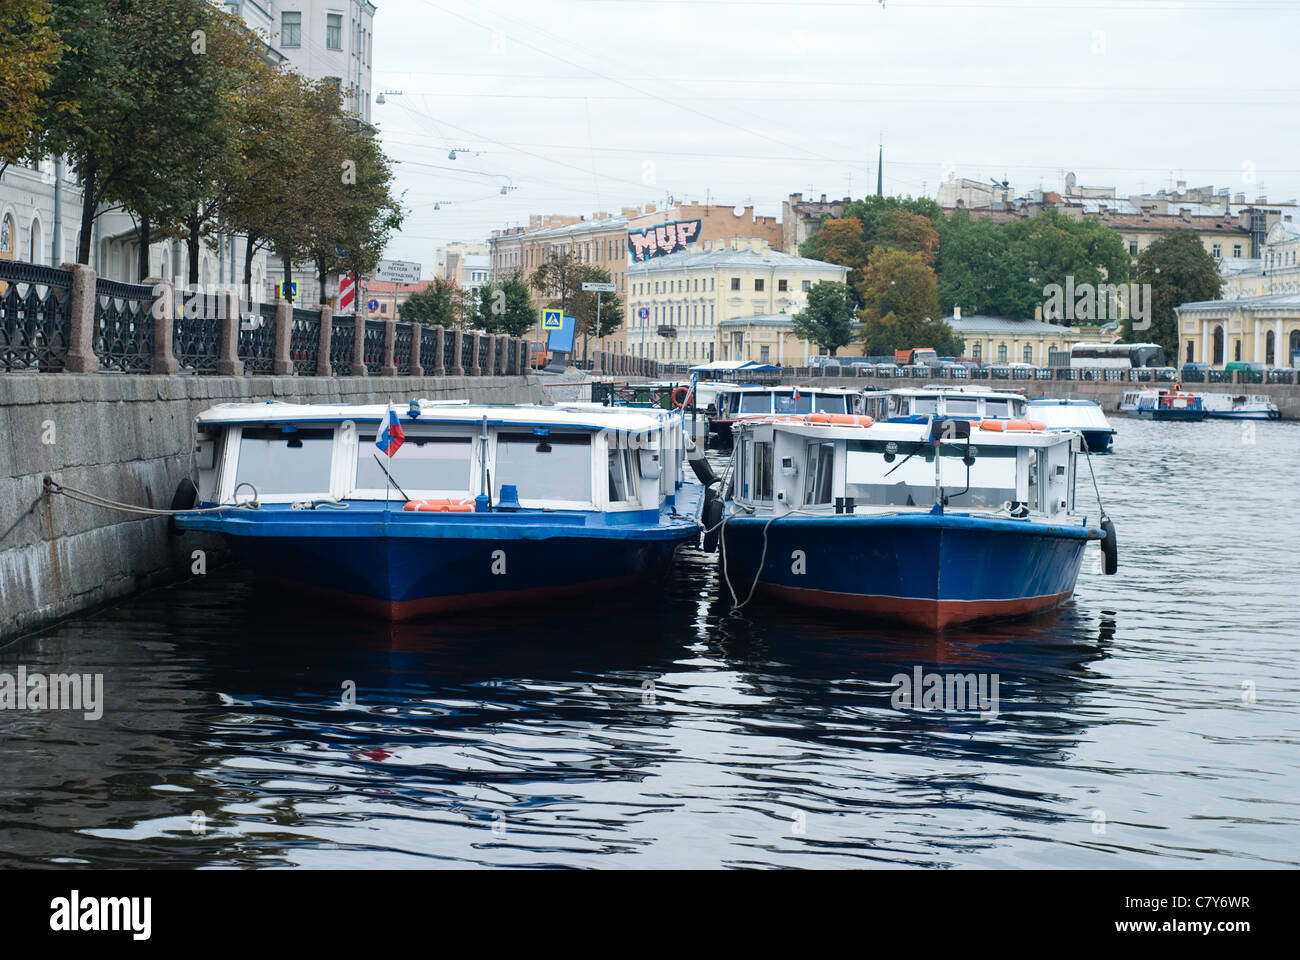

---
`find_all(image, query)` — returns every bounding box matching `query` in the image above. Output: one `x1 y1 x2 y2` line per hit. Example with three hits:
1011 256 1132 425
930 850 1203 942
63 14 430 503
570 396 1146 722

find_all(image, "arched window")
29 218 42 263
1290 329 1300 366
1213 325 1224 365
1266 330 1275 365
0 213 14 261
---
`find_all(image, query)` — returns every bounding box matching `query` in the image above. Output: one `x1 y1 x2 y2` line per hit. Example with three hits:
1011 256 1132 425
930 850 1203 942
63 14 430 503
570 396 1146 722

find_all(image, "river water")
2 417 1297 868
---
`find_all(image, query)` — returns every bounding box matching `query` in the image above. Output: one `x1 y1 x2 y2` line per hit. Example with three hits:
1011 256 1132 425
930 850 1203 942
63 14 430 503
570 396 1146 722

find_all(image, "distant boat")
1027 399 1117 451
706 413 1115 630
1199 392 1280 420
709 384 861 445
1118 388 1206 421
174 401 705 618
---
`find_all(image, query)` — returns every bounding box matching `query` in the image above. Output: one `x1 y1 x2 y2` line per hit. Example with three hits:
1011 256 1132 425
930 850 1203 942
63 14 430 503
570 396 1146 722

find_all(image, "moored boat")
1026 398 1117 452
863 384 1030 422
1198 392 1280 420
706 414 1115 630
709 384 861 445
173 400 704 618
1118 387 1206 421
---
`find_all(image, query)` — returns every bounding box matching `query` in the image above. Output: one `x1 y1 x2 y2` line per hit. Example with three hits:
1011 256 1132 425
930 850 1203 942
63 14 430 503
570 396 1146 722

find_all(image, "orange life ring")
671 386 690 408
404 498 475 513
980 419 1046 431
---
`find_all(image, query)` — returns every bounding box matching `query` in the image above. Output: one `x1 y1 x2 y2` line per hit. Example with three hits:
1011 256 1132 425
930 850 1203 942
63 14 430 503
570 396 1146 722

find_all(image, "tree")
876 208 940 265
477 272 535 337
857 247 961 356
569 265 623 345
799 218 869 304
401 277 459 326
934 209 1015 315
1000 209 1130 319
792 280 855 356
1130 229 1222 357
0 0 64 169
528 250 584 316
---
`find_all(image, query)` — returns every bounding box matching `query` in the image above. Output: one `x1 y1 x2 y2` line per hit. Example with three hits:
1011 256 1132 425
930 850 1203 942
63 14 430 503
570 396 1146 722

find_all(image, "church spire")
876 138 883 197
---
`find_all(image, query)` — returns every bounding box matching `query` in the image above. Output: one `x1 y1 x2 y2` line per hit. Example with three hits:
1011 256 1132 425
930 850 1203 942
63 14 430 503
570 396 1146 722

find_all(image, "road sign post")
580 281 616 370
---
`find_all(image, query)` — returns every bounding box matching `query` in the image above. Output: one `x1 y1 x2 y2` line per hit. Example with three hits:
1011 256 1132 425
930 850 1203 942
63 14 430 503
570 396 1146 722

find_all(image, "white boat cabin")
730 418 1081 519
865 386 1029 421
192 401 688 513
714 385 861 419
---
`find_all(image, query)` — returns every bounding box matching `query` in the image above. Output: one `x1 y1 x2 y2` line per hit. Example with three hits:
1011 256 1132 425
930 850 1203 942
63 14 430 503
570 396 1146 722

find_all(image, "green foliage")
998 209 1130 318
401 277 459 327
1130 230 1222 357
792 280 855 355
857 247 960 355
477 272 536 337
934 209 1015 315
0 0 64 167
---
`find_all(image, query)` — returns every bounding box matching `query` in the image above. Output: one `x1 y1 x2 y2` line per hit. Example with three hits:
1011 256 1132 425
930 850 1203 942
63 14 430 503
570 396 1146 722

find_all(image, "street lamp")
375 89 403 104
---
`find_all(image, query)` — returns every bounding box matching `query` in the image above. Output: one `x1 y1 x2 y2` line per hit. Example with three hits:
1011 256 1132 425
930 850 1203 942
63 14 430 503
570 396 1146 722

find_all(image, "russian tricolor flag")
375 404 405 457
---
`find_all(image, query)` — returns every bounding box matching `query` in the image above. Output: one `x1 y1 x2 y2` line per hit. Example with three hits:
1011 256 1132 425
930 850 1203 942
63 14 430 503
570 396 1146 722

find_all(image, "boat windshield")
236 426 334 496
739 394 772 414
813 394 848 413
773 392 813 414
493 431 592 503
944 398 981 416
843 439 1017 508
356 435 472 494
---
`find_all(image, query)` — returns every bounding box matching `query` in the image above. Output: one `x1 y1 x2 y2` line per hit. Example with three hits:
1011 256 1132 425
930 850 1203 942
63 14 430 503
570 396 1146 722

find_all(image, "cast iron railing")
0 261 71 371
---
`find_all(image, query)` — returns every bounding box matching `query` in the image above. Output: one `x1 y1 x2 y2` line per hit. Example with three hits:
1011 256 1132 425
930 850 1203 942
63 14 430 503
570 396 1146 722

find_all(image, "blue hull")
719 511 1097 630
1079 428 1115 452
178 495 702 618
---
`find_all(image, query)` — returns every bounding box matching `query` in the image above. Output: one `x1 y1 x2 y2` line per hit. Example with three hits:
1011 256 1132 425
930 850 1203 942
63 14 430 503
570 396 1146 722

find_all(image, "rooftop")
628 242 845 274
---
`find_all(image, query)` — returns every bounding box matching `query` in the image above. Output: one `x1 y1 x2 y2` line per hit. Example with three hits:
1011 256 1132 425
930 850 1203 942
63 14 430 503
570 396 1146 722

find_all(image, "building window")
1023 345 1032 364
731 277 740 291
1129 241 1138 256
1233 245 1242 258
760 346 770 363
1234 340 1242 362
1213 325 1224 364
281 11 301 47
380 303 387 314
755 278 765 292
802 280 811 292
1212 243 1221 259
778 279 788 292
326 13 342 50
997 343 1008 362
972 342 981 360
1266 329 1275 365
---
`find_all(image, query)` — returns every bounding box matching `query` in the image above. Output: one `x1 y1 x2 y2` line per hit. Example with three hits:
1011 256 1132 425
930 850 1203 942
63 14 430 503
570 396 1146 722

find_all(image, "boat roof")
194 400 674 432
736 417 1072 448
715 384 858 395
690 360 780 373
888 385 1026 400
1027 398 1103 407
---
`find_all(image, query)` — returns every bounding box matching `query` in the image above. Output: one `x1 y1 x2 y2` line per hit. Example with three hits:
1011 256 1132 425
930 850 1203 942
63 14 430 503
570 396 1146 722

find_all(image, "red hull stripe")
761 584 1075 630
269 574 650 621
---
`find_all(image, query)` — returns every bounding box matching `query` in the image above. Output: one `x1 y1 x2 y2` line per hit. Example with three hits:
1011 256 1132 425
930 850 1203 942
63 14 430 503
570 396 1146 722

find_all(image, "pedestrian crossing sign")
542 309 563 330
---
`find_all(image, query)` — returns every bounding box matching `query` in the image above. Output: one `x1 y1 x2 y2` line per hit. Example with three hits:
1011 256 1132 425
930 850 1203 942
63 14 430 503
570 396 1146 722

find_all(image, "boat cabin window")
804 441 835 505
983 399 1011 418
494 431 592 504
843 439 1017 508
773 392 813 414
813 394 848 413
236 426 335 497
607 448 639 503
752 441 774 501
944 398 980 416
356 434 472 495
739 393 772 414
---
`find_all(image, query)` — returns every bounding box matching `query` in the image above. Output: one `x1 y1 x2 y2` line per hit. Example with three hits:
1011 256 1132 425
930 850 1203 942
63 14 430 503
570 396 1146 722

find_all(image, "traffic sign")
582 281 616 293
280 280 298 300
374 259 422 284
367 299 380 312
637 306 650 320
542 308 563 330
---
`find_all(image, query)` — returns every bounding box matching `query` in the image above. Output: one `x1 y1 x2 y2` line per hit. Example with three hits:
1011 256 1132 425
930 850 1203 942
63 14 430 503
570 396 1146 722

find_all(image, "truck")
894 347 938 366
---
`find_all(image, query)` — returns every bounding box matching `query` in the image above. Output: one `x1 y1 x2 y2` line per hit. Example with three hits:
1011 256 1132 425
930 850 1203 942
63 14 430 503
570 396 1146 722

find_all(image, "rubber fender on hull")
1100 518 1118 574
701 490 724 552
168 478 198 536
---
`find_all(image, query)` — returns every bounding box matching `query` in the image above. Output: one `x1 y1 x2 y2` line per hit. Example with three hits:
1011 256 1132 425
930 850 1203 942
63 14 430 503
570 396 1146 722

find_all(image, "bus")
1070 342 1166 369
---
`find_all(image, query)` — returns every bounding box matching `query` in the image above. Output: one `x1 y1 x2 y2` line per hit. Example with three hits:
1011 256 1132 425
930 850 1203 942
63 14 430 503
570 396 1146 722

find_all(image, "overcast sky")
371 0 1300 267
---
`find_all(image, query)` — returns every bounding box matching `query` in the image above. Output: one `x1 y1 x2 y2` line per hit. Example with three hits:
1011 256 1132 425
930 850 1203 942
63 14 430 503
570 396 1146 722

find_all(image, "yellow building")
945 312 1120 366
1175 295 1300 367
626 238 850 364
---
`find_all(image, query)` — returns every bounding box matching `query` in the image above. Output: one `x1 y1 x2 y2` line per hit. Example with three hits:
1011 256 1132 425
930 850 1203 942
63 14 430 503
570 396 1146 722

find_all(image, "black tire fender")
168 477 199 536
702 491 724 552
1100 518 1118 575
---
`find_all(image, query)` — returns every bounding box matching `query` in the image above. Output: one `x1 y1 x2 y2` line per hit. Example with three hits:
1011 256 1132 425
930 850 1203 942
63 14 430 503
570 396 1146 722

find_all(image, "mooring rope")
42 477 257 517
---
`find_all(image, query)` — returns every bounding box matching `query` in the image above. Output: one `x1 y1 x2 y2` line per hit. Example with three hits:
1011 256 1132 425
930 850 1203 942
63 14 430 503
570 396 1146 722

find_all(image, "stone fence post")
144 277 178 374
382 318 397 376
62 262 98 373
217 289 243 376
450 328 465 376
316 305 333 377
430 325 445 376
408 322 424 377
352 312 367 376
272 301 293 375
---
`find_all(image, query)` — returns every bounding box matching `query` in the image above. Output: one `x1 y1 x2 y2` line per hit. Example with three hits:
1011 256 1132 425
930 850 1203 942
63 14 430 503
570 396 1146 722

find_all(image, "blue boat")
174 400 704 618
1118 388 1206 421
1026 398 1117 452
704 414 1116 630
